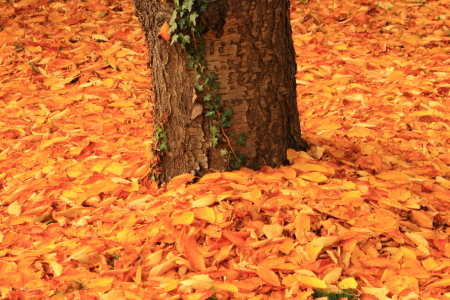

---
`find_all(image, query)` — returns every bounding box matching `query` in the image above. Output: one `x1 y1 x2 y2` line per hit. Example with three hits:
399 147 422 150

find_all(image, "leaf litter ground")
1 0 450 299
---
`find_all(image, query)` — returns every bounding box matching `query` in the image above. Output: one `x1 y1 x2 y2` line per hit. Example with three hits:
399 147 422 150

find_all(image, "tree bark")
133 0 307 183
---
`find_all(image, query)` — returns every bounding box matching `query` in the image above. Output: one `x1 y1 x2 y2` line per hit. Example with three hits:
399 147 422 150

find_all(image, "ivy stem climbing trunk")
133 0 308 183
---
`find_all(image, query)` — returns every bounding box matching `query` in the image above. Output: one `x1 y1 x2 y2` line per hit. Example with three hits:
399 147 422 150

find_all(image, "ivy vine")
168 0 249 169
155 127 168 151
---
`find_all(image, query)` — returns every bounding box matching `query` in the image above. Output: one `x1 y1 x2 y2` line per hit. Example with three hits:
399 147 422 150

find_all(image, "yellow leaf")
292 163 333 174
149 260 176 277
376 171 410 181
92 34 108 41
39 137 67 149
222 172 249 184
49 108 70 120
410 210 433 229
405 232 428 248
192 195 218 208
48 260 63 277
361 286 389 299
295 274 327 289
294 213 310 231
400 247 416 260
317 123 342 130
181 274 213 290
333 42 347 50
84 278 113 293
300 172 328 182
199 172 222 182
103 78 114 87
117 227 140 245
250 189 262 204
426 277 450 289
73 253 101 265
164 280 178 292
213 282 238 293
57 207 84 219
313 236 339 247
108 101 134 107
323 267 342 285
422 257 439 271
388 188 410 202
279 166 297 179
262 223 283 239
102 46 121 57
385 275 411 294
287 149 299 162
105 162 124 176
172 211 195 225
43 76 59 86
305 238 324 262
62 189 77 199
7 201 21 217
194 207 215 224
338 277 358 289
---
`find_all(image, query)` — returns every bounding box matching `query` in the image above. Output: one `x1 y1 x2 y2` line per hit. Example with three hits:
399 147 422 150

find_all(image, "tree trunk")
133 0 307 183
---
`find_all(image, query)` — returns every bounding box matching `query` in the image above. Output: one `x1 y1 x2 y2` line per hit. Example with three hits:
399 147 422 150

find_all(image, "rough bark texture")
133 0 307 183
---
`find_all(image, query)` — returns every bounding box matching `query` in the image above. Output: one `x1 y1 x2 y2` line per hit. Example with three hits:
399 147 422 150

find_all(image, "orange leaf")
48 58 73 69
160 21 171 41
360 257 400 268
222 231 248 248
388 70 405 82
185 244 206 272
256 266 280 286
168 173 194 189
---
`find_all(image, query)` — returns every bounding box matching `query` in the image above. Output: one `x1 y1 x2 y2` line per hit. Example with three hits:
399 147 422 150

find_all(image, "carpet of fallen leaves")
1 0 450 299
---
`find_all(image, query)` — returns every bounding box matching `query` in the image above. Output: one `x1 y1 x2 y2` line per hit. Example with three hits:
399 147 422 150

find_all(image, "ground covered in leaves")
1 0 450 299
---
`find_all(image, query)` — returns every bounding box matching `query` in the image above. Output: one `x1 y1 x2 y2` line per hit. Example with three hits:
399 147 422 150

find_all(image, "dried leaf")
160 21 171 41
256 266 280 286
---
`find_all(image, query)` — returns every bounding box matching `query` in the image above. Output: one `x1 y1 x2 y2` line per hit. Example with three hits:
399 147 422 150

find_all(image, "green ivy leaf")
189 11 198 26
220 119 231 128
230 150 249 170
169 11 178 32
170 34 179 45
178 17 187 30
160 140 168 151
205 111 215 117
236 133 248 146
220 149 229 156
194 82 203 91
180 34 190 46
211 137 218 148
207 102 219 112
210 125 219 136
182 0 194 12
223 108 233 118
203 93 212 101
186 60 194 68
